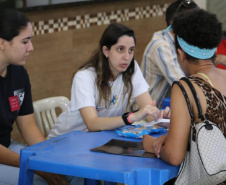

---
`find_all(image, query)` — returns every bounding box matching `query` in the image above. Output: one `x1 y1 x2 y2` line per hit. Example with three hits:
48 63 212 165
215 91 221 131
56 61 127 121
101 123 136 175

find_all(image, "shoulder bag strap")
180 77 205 121
172 81 196 148
172 81 194 123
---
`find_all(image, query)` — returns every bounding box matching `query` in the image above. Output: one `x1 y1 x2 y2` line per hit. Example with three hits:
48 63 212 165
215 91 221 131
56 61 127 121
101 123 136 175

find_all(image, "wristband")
127 112 134 123
122 112 134 125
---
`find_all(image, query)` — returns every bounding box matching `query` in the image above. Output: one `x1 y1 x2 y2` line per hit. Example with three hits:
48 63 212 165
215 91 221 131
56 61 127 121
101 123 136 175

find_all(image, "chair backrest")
33 96 69 137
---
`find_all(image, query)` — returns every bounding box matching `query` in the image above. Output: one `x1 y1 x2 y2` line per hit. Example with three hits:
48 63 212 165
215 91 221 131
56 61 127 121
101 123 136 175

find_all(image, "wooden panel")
26 15 166 102
25 0 172 21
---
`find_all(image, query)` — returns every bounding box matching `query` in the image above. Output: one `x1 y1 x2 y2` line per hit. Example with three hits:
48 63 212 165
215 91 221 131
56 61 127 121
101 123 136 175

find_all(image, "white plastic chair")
33 96 69 137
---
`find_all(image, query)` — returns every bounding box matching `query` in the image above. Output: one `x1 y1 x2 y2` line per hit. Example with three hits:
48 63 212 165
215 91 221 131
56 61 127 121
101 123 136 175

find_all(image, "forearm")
80 100 160 131
16 114 45 146
0 145 20 167
85 116 125 131
20 124 45 145
159 145 178 166
84 111 156 132
134 92 159 122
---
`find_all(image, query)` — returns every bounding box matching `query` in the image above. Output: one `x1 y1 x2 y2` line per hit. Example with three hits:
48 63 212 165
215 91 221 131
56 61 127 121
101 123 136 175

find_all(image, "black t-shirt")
0 65 33 147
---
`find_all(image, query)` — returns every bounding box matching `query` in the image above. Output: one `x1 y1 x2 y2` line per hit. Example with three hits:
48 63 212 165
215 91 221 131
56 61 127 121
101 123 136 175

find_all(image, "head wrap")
177 36 216 59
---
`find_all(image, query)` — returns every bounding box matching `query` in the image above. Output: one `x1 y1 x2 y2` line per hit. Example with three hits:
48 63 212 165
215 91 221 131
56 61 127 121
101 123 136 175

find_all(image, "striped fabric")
141 29 184 108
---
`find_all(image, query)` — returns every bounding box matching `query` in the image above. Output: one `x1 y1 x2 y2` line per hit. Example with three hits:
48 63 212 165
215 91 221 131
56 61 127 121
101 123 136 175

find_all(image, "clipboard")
90 139 156 158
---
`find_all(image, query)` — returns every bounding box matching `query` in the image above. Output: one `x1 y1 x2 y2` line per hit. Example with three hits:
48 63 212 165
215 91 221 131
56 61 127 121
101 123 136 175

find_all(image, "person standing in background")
141 0 198 108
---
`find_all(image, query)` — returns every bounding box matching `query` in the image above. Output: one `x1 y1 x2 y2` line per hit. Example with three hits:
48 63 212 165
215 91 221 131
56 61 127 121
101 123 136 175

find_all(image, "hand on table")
160 106 170 119
152 135 167 158
130 104 160 122
142 134 167 158
142 134 157 153
36 171 70 185
158 106 170 128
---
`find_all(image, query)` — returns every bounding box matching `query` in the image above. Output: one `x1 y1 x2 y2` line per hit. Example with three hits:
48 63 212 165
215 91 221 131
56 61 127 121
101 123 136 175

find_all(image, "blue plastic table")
18 130 179 185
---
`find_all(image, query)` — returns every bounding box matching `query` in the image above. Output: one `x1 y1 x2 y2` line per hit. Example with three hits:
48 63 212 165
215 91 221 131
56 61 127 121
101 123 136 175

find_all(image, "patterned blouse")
189 76 226 137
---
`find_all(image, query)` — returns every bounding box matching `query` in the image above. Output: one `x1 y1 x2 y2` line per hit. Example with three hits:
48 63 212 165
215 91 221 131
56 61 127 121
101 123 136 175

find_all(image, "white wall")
194 0 207 9
207 0 226 31
26 0 49 7
52 0 89 4
25 0 89 7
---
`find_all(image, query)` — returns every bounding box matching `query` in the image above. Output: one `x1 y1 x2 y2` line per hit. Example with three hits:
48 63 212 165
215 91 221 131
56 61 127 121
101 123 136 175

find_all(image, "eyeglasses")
180 0 193 8
175 0 196 13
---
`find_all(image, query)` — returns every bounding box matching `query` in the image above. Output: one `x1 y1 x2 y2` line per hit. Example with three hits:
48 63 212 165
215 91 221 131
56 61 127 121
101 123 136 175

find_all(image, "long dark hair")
79 23 136 108
0 9 30 41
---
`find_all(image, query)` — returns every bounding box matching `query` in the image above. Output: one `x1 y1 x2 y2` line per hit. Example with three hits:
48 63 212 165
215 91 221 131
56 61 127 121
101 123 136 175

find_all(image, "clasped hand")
129 104 170 158
142 134 167 158
138 104 170 158
130 104 170 123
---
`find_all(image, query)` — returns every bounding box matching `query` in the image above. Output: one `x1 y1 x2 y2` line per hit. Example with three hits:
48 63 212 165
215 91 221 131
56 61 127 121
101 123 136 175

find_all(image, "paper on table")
132 119 170 127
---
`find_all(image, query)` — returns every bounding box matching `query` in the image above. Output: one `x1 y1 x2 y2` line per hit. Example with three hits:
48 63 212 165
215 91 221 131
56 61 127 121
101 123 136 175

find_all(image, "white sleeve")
132 61 149 98
70 69 96 111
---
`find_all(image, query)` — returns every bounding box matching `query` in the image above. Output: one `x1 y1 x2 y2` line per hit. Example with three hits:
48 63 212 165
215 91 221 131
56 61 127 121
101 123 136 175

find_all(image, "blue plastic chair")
162 97 171 109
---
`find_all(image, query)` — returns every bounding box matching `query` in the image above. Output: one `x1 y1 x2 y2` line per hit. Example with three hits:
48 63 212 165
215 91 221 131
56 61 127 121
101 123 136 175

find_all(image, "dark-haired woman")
0 9 81 185
142 9 226 183
48 23 170 138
